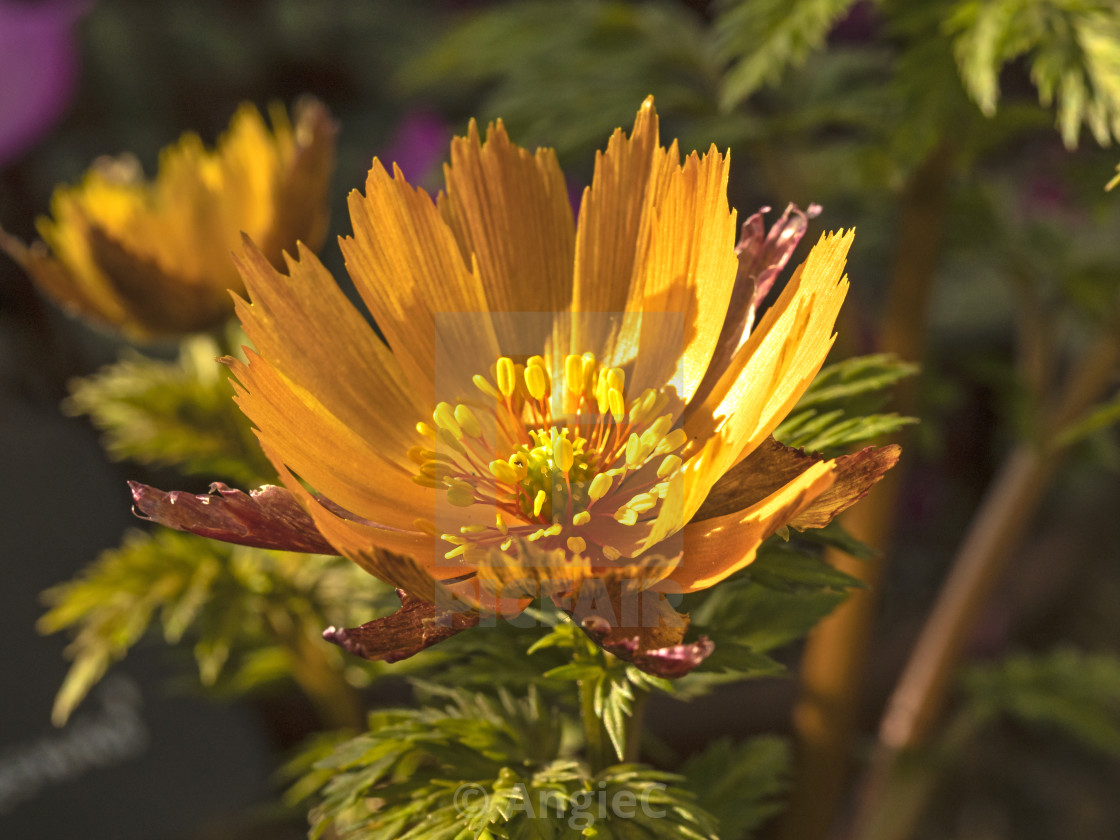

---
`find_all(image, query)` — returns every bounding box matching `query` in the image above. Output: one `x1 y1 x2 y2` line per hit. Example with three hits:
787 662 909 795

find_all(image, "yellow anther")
553 435 574 473
565 355 583 392
460 524 488 534
572 510 591 527
607 388 625 423
527 529 546 542
629 388 656 425
496 356 516 396
628 493 657 513
433 402 462 439
657 454 682 479
473 373 501 399
500 537 512 551
509 453 529 479
441 534 465 545
454 404 482 438
588 472 613 500
567 536 586 553
595 379 610 414
614 508 639 526
524 364 548 400
602 545 621 561
533 489 547 517
527 354 546 370
496 511 508 535
625 433 643 467
658 428 688 454
446 481 475 507
581 352 598 393
413 518 436 536
420 461 454 480
544 523 563 537
444 545 467 559
607 367 625 394
406 445 428 464
489 459 519 485
416 421 436 437
412 474 444 488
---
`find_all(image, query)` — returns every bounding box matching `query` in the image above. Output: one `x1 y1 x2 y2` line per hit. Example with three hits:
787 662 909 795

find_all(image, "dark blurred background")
3 1 1120 838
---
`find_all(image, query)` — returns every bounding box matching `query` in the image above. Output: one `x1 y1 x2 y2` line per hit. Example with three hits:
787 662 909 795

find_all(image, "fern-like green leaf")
961 648 1120 756
949 0 1120 148
64 334 273 486
40 529 387 724
679 736 791 839
714 0 859 109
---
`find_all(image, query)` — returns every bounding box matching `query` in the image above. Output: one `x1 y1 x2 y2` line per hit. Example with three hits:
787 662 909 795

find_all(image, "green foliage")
39 529 387 724
398 0 724 160
678 540 862 696
960 648 1120 756
64 333 274 487
678 736 791 840
287 687 717 839
774 353 918 454
533 619 673 761
948 0 1120 148
713 0 859 110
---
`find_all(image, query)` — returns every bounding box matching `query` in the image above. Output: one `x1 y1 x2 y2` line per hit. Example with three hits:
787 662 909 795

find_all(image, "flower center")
408 353 686 565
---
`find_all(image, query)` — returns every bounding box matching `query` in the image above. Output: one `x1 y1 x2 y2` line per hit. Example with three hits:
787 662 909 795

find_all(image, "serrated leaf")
40 529 384 723
715 0 860 109
948 0 1120 148
961 648 1120 756
64 335 273 486
679 736 791 839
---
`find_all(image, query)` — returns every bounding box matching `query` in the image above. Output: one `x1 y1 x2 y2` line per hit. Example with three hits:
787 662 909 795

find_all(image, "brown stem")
777 142 954 840
849 332 1120 840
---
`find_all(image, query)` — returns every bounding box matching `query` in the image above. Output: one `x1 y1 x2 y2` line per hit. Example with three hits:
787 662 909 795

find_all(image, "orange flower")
134 99 897 675
1 98 335 340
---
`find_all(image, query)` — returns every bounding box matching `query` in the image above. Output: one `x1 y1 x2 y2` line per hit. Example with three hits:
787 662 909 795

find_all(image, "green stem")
580 679 610 773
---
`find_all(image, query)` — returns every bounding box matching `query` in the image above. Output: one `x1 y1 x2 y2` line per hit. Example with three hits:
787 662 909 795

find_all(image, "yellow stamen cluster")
410 353 688 564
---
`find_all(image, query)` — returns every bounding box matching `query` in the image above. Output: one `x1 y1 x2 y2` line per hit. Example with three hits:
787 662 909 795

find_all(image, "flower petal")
674 230 853 531
659 460 837 593
623 144 739 404
233 239 425 469
570 97 663 357
439 118 575 324
694 437 901 527
691 202 820 409
129 481 336 554
340 161 501 404
558 579 713 678
323 589 480 664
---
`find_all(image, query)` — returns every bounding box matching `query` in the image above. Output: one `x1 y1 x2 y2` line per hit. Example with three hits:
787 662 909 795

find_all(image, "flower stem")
848 331 1120 840
580 678 610 773
778 141 954 840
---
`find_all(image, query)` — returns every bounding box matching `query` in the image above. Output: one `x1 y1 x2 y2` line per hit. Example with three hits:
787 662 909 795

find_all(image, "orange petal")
678 230 852 524
439 119 575 347
234 238 424 464
570 97 664 357
229 351 430 531
341 161 501 404
658 460 836 594
623 143 739 403
694 437 901 528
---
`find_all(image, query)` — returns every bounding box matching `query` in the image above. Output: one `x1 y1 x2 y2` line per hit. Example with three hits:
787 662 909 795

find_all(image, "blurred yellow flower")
1 97 335 340
136 98 897 675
